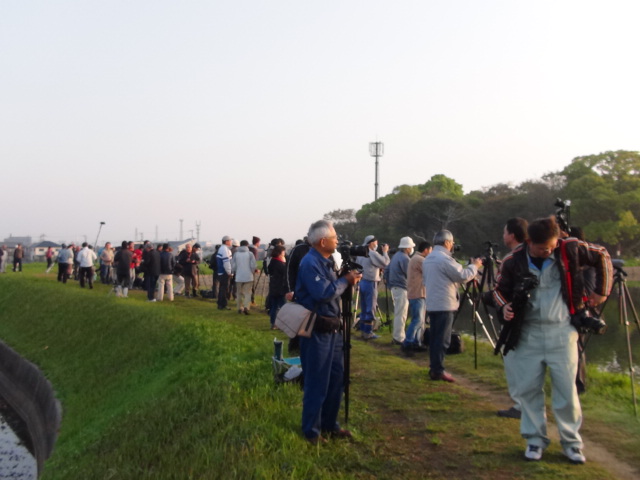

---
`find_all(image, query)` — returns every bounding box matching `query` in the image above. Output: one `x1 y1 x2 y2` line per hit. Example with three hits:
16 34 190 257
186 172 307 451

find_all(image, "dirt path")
359 339 640 480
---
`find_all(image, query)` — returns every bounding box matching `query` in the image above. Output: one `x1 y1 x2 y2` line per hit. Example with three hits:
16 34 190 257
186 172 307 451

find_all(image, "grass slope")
0 265 638 479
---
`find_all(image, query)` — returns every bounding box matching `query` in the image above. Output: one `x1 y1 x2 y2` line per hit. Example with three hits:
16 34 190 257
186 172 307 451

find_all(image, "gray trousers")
511 322 582 449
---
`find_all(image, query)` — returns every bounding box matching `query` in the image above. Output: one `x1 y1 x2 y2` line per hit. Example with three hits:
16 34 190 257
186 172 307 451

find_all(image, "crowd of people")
16 215 614 465
287 216 613 467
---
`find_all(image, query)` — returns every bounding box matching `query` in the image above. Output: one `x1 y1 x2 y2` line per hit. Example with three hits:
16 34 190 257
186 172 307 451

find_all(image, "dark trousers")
427 310 455 376
79 267 94 288
217 273 230 308
13 259 22 272
299 331 344 439
147 274 158 300
100 264 112 284
57 263 70 283
269 295 286 326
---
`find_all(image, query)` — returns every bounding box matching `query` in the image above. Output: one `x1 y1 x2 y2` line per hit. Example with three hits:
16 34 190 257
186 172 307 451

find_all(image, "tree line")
325 150 640 259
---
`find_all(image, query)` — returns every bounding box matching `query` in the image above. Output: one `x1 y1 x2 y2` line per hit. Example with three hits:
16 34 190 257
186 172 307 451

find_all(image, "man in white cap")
357 235 390 340
386 236 415 344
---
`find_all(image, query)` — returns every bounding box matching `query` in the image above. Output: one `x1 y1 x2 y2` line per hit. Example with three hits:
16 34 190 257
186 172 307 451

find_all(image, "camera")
511 272 539 311
555 198 571 233
337 241 367 275
570 309 607 335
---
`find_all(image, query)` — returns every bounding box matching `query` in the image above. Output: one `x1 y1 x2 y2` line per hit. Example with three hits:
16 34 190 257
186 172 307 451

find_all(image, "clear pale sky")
1 1 638 246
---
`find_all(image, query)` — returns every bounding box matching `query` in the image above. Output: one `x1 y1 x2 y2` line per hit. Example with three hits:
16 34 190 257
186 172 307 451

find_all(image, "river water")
452 286 640 373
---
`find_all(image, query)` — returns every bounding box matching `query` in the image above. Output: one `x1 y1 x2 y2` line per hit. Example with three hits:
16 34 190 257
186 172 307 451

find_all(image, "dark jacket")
268 257 288 297
145 249 161 276
114 249 133 276
159 251 176 275
178 250 199 277
493 238 613 314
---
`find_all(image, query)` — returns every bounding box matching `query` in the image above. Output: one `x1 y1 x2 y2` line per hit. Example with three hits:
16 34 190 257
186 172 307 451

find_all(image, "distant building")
2 236 33 262
30 241 63 262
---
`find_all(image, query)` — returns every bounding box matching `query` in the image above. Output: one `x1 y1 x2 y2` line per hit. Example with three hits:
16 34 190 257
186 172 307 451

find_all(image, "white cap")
398 237 415 249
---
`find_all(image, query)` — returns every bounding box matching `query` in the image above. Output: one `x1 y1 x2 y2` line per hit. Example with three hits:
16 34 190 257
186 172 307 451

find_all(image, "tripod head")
612 258 627 279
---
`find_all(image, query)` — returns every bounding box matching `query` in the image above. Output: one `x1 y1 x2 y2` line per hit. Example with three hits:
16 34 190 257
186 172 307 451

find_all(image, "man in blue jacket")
295 220 362 445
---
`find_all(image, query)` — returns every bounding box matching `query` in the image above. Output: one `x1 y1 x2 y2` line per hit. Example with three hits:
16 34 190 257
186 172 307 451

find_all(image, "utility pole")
195 221 201 244
369 141 384 201
179 219 184 241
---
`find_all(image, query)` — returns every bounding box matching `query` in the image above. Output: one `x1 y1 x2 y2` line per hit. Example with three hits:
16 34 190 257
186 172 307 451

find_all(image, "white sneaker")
563 447 586 464
524 445 542 461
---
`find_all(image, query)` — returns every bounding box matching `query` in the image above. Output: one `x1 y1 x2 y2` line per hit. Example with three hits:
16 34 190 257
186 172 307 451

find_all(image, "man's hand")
502 303 514 321
471 257 483 269
344 271 363 286
285 291 294 301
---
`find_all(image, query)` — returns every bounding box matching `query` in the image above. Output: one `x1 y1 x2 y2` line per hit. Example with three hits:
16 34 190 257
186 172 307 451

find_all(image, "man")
248 236 261 260
57 244 73 283
157 243 176 301
178 243 198 298
497 218 528 419
216 236 233 310
295 220 361 444
402 241 432 355
13 244 23 272
357 235 390 340
232 240 257 314
0 245 7 273
99 242 114 284
492 216 612 464
423 230 482 382
143 242 161 302
114 241 133 298
76 243 97 289
387 237 415 344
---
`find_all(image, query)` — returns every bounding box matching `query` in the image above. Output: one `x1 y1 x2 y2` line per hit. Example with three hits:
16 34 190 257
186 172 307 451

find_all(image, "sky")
1 1 639 246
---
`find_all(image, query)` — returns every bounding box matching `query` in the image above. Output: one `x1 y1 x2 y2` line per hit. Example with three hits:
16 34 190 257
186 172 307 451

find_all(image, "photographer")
357 235 390 340
423 230 481 382
497 217 528 420
492 216 612 464
387 236 416 344
295 220 362 445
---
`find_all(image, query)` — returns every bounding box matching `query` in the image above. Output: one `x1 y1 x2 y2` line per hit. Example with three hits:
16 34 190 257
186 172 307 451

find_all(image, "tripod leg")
619 281 638 417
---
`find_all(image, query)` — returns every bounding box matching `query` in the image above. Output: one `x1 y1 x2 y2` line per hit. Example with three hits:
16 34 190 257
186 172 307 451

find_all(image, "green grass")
0 264 639 479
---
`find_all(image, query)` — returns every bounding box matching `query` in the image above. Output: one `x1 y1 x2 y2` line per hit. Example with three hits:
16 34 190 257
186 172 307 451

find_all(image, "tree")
559 150 640 255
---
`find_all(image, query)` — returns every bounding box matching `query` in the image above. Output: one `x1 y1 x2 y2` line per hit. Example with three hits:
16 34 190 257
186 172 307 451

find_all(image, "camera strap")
559 239 576 315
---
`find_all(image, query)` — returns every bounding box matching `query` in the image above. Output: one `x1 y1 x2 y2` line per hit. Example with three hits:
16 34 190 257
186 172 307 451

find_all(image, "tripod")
341 283 355 425
454 247 500 368
598 262 640 417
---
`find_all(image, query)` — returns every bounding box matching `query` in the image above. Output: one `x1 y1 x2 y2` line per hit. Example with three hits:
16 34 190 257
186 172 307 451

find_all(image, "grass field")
0 264 639 479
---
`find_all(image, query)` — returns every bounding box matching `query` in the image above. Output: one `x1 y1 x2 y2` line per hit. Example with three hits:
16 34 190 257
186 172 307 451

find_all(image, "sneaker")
524 445 542 461
497 407 521 419
147 299 157 303
563 447 586 464
361 332 380 340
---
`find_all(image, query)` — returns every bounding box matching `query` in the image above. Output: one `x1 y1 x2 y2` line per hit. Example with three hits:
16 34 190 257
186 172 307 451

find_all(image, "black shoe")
391 339 402 345
497 407 521 419
400 344 415 357
412 344 428 352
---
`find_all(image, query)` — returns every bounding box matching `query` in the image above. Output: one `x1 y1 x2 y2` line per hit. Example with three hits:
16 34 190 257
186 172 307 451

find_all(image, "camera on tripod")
555 198 571 233
337 241 367 275
571 309 607 335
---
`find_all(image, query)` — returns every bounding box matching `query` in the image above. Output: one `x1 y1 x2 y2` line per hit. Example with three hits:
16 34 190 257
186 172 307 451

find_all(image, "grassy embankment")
0 264 638 480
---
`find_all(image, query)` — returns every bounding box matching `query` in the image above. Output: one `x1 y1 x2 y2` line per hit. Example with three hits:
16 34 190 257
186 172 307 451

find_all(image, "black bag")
423 328 464 355
447 331 464 355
